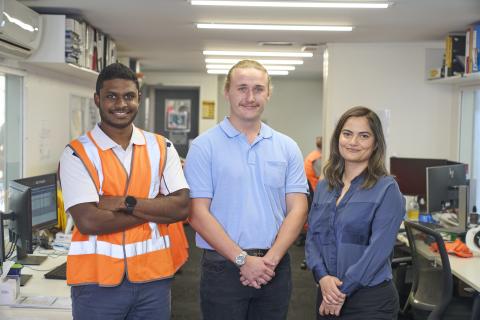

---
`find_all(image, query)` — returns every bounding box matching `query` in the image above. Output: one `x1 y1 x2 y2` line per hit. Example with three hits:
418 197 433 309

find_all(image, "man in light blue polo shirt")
184 59 308 320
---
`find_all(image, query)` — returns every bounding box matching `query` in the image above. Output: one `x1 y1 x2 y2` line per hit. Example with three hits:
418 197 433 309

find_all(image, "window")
459 87 480 211
0 73 23 211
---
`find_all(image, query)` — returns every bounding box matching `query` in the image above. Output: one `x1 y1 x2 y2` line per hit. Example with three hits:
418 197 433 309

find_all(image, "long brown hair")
323 106 388 190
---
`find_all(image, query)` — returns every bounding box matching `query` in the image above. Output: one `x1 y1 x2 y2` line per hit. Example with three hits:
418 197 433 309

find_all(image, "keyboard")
44 262 67 280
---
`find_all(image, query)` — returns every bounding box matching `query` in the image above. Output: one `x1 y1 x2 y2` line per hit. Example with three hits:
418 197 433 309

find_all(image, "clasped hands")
238 255 277 289
319 275 346 317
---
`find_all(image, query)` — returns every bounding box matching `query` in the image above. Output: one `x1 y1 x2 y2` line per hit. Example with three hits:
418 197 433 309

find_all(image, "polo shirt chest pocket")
263 160 287 188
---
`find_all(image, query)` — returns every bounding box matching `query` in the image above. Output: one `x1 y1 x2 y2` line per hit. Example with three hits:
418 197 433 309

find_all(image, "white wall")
217 75 323 156
22 65 94 176
143 72 218 133
322 42 457 166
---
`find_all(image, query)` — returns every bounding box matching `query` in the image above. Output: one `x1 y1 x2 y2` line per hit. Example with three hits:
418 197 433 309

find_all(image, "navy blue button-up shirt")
305 174 405 296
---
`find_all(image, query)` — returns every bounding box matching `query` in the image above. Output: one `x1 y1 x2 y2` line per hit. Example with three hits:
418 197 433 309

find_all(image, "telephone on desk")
435 212 459 227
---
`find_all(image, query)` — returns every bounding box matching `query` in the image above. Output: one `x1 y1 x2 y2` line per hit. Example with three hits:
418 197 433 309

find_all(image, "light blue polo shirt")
184 117 308 250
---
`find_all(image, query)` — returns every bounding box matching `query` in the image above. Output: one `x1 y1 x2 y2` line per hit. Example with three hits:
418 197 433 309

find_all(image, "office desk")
400 231 480 291
0 251 71 319
398 226 480 319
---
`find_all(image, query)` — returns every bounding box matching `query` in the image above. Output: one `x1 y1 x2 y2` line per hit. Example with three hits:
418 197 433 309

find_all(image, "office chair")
404 221 473 320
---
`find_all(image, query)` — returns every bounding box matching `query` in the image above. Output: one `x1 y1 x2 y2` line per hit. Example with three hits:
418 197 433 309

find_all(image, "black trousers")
316 280 399 320
200 250 292 320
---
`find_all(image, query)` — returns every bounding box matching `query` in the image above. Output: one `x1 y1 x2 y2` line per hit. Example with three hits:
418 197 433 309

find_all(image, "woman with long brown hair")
306 106 405 319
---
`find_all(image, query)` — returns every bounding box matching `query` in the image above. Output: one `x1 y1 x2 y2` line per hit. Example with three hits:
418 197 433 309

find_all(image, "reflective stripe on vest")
77 134 104 194
66 129 185 286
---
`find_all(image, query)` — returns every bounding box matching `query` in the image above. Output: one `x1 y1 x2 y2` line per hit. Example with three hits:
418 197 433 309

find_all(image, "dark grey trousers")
200 251 292 320
316 280 399 320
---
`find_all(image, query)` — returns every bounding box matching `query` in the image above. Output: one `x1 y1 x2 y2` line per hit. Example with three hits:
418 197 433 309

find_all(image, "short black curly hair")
96 62 139 94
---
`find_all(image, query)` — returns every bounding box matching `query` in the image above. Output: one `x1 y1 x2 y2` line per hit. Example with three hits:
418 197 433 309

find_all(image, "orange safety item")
304 149 321 191
430 238 473 258
66 130 188 286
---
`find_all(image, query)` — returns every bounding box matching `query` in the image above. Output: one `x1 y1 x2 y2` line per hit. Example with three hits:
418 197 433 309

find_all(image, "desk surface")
0 250 71 319
449 255 480 292
398 229 480 292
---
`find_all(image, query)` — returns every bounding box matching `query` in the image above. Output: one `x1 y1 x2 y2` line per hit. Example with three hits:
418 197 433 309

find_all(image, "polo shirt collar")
220 117 273 139
91 123 145 151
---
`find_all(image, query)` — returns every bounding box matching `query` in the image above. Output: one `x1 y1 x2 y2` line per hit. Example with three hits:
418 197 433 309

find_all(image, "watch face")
235 252 247 267
125 196 137 209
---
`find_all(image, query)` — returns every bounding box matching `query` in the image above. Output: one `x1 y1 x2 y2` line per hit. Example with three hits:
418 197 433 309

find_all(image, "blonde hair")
224 60 272 93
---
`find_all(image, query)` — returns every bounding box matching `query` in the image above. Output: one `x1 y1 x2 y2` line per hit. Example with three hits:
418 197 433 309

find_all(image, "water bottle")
407 196 420 221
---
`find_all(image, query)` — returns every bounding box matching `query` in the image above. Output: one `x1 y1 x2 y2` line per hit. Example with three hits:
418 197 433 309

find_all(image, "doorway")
154 88 199 158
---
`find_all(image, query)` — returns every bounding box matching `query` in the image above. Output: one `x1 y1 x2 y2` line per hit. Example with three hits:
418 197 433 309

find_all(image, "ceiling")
20 0 480 79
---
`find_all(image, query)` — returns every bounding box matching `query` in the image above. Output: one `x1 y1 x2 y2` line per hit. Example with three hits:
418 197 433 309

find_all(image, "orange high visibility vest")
66 129 188 286
304 149 321 191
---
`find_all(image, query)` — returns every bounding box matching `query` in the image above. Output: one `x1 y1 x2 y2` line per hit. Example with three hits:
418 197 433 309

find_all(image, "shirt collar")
91 123 145 151
219 117 273 139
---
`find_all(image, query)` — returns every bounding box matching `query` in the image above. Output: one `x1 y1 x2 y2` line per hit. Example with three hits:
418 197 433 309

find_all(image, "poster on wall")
70 95 99 139
165 99 191 132
201 100 215 119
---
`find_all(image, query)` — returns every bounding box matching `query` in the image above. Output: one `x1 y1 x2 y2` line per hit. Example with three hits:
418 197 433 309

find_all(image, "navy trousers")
200 251 292 320
71 277 172 320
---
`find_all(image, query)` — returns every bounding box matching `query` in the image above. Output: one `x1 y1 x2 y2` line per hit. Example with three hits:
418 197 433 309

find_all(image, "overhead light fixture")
204 50 313 57
191 1 391 9
206 58 304 65
207 69 289 75
207 64 295 71
197 23 353 32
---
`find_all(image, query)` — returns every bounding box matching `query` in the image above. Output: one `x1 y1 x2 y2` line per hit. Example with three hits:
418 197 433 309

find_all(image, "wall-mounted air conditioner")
0 0 41 59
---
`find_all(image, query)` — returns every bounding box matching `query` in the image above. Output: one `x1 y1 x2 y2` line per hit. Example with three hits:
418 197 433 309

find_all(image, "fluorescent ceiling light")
207 64 295 71
207 69 289 75
204 50 313 57
197 23 353 32
206 58 304 65
191 1 391 9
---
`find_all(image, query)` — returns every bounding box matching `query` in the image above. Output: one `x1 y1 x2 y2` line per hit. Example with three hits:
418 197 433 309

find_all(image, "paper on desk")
11 295 71 309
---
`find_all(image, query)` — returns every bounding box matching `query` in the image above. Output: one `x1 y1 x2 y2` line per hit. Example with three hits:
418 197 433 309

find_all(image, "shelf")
427 72 480 85
25 14 113 83
24 62 98 83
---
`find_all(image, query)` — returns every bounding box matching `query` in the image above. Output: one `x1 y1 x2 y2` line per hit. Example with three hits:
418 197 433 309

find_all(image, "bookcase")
426 23 480 86
27 15 117 82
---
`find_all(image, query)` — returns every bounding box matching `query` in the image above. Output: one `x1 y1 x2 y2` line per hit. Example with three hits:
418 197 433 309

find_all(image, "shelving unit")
26 14 116 82
428 72 480 85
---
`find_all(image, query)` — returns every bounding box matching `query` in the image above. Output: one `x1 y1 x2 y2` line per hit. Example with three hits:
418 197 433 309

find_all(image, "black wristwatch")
124 195 137 214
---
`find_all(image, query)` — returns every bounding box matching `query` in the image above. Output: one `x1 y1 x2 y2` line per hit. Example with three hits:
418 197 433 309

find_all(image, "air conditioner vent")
258 41 294 47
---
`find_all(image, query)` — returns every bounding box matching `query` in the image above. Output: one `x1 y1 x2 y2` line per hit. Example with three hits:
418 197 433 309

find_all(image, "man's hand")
319 275 346 305
98 196 125 212
239 256 275 289
319 299 344 317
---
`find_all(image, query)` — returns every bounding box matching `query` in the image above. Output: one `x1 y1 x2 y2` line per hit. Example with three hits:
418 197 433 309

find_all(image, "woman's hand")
319 299 344 317
319 275 346 305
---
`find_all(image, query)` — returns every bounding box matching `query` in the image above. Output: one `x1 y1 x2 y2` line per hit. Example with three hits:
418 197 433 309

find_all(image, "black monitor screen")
390 157 458 199
7 173 57 263
426 164 468 213
31 184 57 229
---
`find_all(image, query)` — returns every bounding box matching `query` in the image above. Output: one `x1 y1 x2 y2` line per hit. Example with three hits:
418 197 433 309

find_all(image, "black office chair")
404 221 473 320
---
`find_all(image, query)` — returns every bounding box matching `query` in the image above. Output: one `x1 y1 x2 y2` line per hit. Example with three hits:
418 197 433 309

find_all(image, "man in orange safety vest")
59 63 189 320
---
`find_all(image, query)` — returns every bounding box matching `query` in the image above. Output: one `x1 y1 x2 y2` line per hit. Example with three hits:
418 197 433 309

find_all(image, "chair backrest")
404 221 453 320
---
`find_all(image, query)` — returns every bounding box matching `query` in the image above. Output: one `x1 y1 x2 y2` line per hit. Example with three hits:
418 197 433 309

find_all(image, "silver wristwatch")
234 251 248 268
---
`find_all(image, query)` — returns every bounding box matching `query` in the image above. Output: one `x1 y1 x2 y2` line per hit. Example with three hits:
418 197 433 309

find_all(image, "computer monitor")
426 164 468 213
390 157 459 199
8 173 57 265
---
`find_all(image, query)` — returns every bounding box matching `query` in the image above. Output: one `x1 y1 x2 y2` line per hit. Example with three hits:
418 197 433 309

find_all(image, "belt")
203 248 269 260
244 249 269 257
